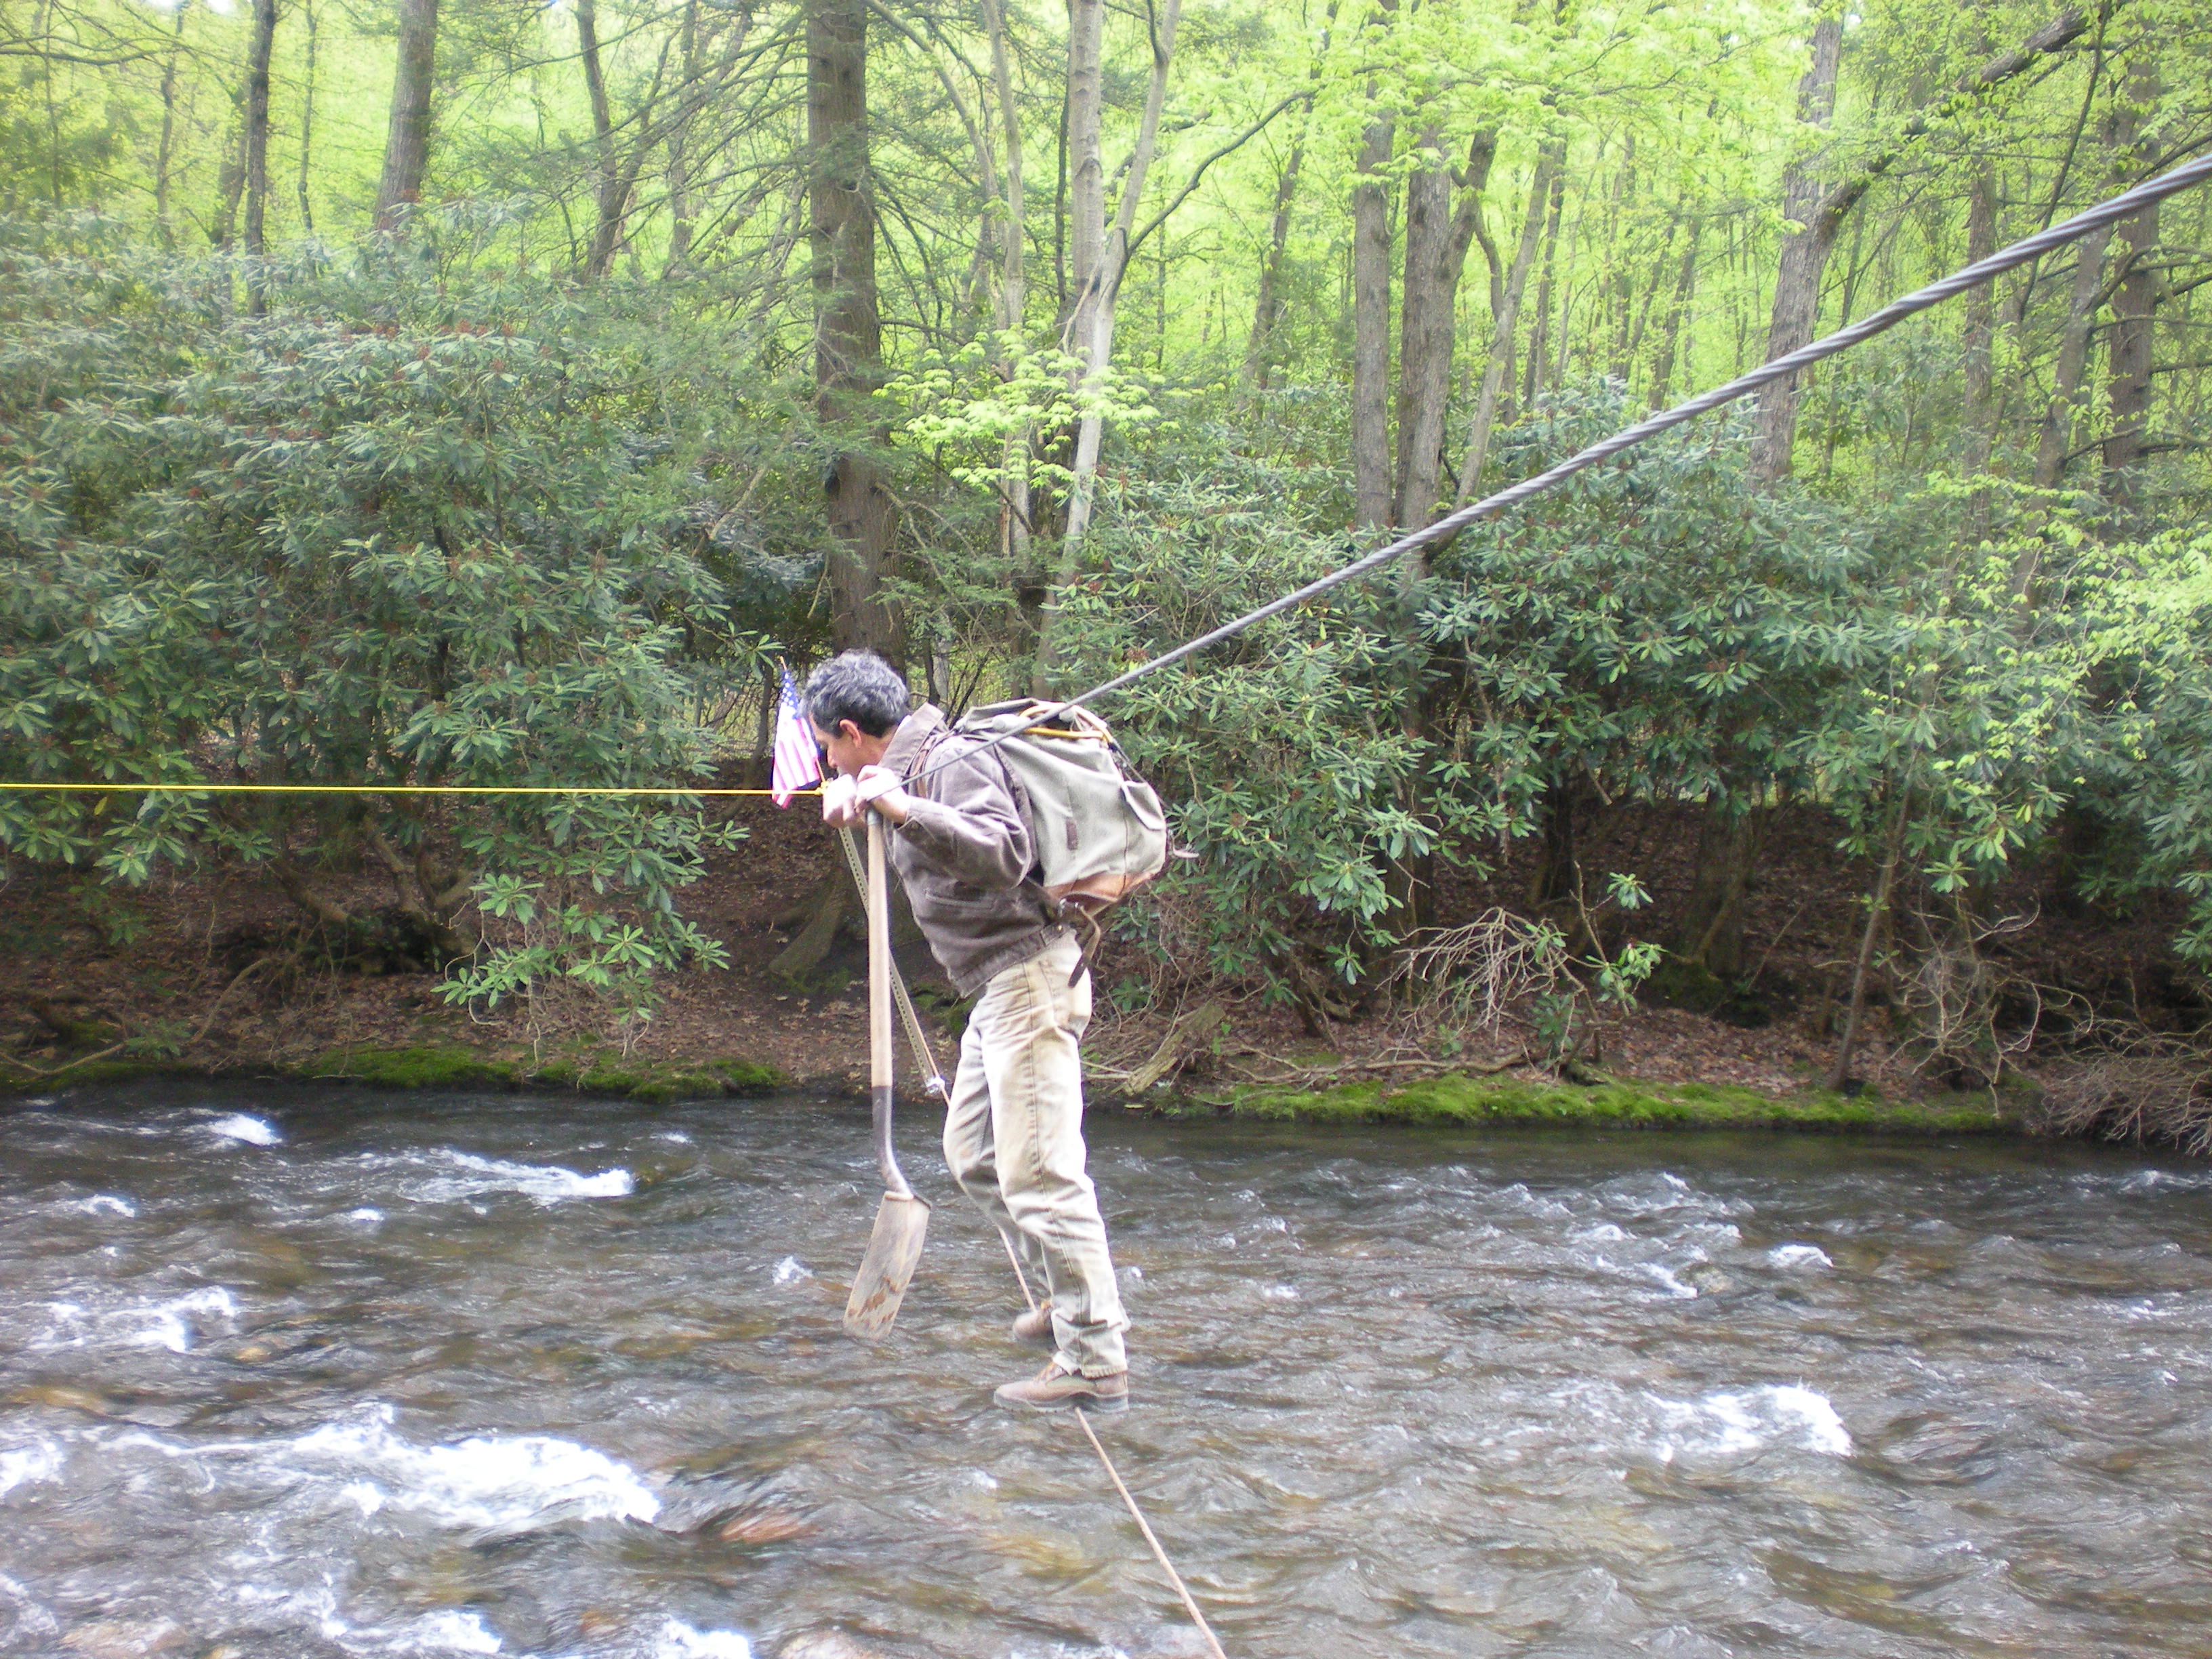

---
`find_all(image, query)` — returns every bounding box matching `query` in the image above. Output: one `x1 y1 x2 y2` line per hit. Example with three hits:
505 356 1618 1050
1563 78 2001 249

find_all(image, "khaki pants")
941 933 1129 1376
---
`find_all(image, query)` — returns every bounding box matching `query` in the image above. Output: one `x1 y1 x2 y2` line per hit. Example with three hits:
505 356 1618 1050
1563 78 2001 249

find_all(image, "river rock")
716 1507 813 1544
9 1382 112 1417
779 1631 881 1659
1872 1414 2003 1483
60 1617 186 1658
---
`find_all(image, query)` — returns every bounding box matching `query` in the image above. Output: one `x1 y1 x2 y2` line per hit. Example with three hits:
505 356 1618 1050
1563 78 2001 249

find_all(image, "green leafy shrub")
1046 460 1435 1008
1425 385 1866 857
0 227 769 1026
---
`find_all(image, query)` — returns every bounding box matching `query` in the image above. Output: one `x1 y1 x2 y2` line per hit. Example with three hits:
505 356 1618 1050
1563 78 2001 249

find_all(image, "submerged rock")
779 1633 882 1659
59 1618 187 1658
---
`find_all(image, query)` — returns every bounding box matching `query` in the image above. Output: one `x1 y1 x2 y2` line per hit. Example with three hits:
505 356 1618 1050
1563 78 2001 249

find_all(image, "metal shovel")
842 809 930 1341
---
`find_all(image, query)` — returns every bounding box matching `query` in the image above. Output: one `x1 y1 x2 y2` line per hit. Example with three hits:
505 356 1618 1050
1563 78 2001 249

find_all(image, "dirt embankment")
3 792 2203 1142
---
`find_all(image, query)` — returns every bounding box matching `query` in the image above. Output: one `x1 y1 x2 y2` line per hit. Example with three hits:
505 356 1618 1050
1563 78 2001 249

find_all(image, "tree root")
1118 1000 1225 1094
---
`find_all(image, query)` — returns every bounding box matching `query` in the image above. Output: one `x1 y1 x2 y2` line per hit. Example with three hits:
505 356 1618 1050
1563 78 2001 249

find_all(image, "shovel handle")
867 811 914 1201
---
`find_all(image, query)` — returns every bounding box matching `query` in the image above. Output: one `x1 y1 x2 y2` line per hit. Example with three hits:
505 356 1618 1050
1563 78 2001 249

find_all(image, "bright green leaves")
886 335 1176 502
2070 529 2212 964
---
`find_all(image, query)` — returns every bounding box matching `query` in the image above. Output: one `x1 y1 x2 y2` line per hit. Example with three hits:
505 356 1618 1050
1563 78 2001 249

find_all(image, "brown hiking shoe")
1010 1305 1054 1345
994 1363 1130 1413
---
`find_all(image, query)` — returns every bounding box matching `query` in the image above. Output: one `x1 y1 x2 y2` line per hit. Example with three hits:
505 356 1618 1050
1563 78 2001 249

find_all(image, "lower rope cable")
845 851 1231 1656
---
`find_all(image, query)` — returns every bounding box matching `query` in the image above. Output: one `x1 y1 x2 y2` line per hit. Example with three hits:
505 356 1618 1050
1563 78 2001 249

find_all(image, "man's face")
812 718 893 778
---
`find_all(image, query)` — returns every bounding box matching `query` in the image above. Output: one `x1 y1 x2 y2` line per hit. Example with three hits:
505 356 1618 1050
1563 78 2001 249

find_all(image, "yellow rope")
0 781 816 797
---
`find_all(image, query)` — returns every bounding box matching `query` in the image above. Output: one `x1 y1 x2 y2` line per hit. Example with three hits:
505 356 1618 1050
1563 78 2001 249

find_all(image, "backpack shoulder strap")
904 723 952 803
907 721 1034 840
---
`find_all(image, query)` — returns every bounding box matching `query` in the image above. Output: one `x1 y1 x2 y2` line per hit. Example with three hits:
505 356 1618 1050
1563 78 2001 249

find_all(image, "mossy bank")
1155 1072 2022 1135
7 1043 2022 1137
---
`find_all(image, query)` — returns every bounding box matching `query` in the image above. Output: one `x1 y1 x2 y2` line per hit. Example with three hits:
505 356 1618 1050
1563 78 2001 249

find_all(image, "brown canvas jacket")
880 703 1067 997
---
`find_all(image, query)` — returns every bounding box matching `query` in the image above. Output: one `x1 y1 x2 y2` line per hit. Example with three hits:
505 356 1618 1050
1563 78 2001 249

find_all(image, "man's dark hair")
804 650 912 738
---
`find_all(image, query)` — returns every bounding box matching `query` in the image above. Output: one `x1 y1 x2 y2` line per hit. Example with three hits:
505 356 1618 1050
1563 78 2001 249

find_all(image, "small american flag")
769 663 822 807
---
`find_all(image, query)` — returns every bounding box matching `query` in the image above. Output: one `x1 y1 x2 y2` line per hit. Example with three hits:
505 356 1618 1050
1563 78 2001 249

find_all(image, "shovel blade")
843 1193 931 1341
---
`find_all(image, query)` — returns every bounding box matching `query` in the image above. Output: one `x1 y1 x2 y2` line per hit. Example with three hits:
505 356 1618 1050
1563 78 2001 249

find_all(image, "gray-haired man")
804 649 1130 1411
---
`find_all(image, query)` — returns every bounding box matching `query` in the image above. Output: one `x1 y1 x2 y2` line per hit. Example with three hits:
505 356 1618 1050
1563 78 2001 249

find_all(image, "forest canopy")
3 0 2211 1090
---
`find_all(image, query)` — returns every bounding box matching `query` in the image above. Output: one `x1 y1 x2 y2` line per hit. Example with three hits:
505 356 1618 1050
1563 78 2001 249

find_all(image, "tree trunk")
983 0 1026 344
295 0 318 234
1392 128 1491 529
1456 138 1560 500
1385 127 1494 937
576 0 653 279
1750 12 1844 481
1830 799 1907 1092
1052 75 1070 319
241 0 277 316
1246 0 1338 389
1669 804 1765 980
1606 144 1634 379
1350 37 1397 531
1620 218 1669 382
1038 0 1106 671
154 3 187 248
663 0 700 275
373 0 437 230
577 0 613 188
1050 0 1182 647
211 114 245 250
1248 134 1309 390
1521 159 1565 409
769 868 856 985
977 0 1035 650
574 0 661 277
2030 231 2106 492
1961 158 1996 483
1646 213 1700 409
808 0 901 666
359 822 477 962
2101 55 2163 508
1392 127 1450 526
1526 778 1581 913
1061 0 1104 348
1753 6 2091 480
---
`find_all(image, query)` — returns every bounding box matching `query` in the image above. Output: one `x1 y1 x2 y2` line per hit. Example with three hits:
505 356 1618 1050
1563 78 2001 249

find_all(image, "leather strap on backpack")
907 718 1068 957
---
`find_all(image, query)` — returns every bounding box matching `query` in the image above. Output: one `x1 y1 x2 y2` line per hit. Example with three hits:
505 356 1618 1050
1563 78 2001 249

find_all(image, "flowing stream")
2 1082 2210 1659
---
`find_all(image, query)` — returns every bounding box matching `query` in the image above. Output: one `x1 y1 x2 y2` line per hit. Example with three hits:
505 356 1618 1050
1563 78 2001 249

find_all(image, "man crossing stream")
807 651 1132 1411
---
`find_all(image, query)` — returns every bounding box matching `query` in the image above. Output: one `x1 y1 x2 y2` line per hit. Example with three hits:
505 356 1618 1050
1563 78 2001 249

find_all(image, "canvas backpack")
946 700 1170 918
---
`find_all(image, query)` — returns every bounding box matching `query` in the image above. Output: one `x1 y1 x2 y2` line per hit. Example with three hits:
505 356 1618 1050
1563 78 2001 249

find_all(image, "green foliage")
1798 538 2097 893
1425 385 1870 826
2075 529 2212 965
3 0 2211 1052
1044 453 1434 997
888 335 1175 501
0 227 772 1019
